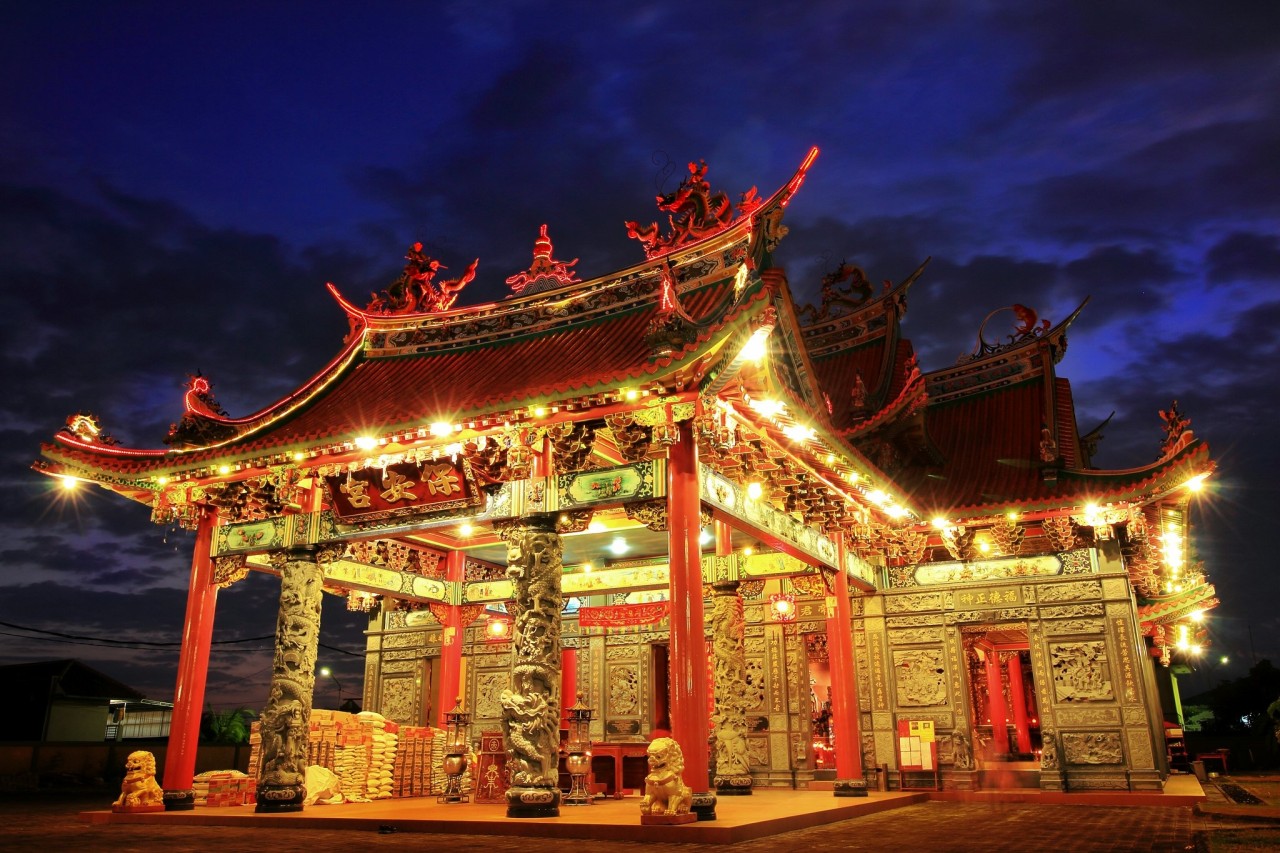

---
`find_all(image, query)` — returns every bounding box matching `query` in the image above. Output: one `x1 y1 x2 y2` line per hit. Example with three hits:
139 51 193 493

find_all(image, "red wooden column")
714 519 733 557
828 536 866 796
1007 653 1032 754
984 650 1010 756
161 510 219 810
666 420 715 819
437 549 467 727
560 648 577 728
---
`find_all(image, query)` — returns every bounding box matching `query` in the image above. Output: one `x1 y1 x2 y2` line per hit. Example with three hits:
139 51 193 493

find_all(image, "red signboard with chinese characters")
322 459 478 522
577 602 669 628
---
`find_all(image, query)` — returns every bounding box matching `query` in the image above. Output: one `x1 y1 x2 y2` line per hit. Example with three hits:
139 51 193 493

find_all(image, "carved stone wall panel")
1101 578 1129 599
886 614 944 628
1055 707 1121 727
1040 604 1105 619
1126 729 1155 769
472 653 511 669
383 649 420 662
1037 581 1103 603
607 664 640 716
872 712 894 730
900 711 954 728
381 659 418 674
1123 707 1147 726
947 608 1034 625
874 730 896 766
744 657 767 713
1062 731 1124 765
1044 619 1105 636
892 648 948 706
1050 641 1114 702
889 627 944 645
885 593 944 613
380 676 419 726
605 645 639 660
862 595 884 616
475 671 509 720
747 736 770 769
384 631 426 649
769 733 790 771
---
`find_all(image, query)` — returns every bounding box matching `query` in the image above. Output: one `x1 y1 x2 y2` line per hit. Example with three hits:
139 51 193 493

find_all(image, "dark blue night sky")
2 1 1277 707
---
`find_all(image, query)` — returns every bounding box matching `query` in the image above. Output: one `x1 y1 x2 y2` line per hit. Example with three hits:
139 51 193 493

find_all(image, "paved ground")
3 779 1279 853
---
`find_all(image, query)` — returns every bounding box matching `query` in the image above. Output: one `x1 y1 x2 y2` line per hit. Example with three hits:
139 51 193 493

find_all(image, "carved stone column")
255 547 325 813
711 580 752 795
499 516 563 818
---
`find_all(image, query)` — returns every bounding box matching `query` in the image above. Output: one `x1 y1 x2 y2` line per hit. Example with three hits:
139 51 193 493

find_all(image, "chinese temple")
35 147 1217 818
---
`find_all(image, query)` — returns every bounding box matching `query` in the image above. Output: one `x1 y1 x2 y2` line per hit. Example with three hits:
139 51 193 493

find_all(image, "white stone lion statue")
640 737 691 816
113 750 164 810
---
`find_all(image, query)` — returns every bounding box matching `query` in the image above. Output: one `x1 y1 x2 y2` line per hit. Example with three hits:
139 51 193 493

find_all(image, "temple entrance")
963 625 1041 788
804 632 835 770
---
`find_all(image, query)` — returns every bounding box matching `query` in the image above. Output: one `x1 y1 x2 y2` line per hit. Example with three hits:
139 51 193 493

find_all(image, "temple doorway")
963 625 1041 787
805 632 835 769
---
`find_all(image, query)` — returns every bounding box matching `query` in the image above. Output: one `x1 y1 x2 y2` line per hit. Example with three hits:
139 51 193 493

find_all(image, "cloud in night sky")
2 0 1277 707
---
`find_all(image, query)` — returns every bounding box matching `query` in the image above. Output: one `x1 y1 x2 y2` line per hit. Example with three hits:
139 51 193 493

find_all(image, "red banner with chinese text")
577 602 669 628
323 460 476 522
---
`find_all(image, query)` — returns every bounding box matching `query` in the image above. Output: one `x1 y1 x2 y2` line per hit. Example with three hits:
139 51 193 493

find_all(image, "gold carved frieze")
1101 577 1129 599
1062 731 1124 765
911 555 1061 586
382 650 420 663
947 607 1033 625
381 658 418 672
383 631 425 649
474 671 508 720
1050 641 1114 703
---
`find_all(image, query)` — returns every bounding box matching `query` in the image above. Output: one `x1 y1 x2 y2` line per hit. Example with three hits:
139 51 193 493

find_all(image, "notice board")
896 719 940 790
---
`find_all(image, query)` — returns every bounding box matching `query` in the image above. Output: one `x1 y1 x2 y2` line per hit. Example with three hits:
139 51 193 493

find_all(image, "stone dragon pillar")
710 580 752 795
498 516 564 818
255 546 326 813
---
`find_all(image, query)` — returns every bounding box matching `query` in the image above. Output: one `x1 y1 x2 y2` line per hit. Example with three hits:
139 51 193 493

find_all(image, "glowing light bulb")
429 422 453 437
746 481 763 500
355 436 377 451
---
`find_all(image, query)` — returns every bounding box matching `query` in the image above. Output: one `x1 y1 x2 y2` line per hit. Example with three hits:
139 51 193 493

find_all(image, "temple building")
35 148 1216 816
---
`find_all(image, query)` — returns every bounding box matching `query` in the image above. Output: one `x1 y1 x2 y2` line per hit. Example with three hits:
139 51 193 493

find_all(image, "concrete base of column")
833 778 868 797
255 785 305 813
690 791 717 821
1039 769 1066 792
949 770 979 791
506 785 560 818
161 789 196 811
714 775 753 795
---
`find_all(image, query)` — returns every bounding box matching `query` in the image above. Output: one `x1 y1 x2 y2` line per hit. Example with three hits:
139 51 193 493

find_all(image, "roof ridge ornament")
1158 400 1193 456
798 261 878 323
164 372 238 448
644 261 698 357
504 224 581 296
959 304 1053 364
625 159 760 259
365 242 478 315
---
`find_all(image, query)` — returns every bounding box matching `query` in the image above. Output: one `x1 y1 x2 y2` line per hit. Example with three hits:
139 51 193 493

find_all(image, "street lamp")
319 666 344 708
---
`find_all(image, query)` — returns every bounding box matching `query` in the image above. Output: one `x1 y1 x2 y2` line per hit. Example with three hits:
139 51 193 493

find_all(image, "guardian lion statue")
113 750 164 811
640 737 692 816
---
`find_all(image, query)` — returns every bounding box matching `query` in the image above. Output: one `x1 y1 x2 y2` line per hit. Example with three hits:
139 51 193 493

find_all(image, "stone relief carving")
1127 729 1155 769
1039 604 1105 619
498 519 564 805
475 671 508 719
886 614 944 628
383 632 426 649
1054 707 1121 727
885 593 944 613
747 736 770 768
1062 731 1124 765
1044 619 1105 636
710 585 752 788
380 677 418 724
1050 641 1114 702
1037 581 1103 603
892 649 948 706
889 627 944 645
1059 549 1093 574
1040 730 1060 769
743 658 767 712
608 665 640 715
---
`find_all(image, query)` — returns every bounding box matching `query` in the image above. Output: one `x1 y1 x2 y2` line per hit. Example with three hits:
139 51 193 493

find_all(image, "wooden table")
590 742 650 798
